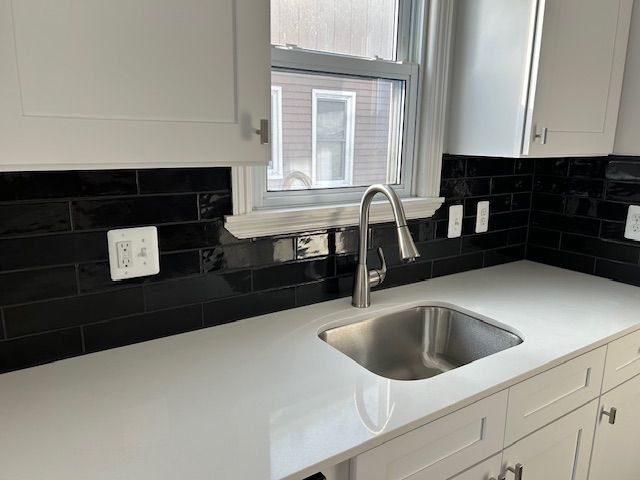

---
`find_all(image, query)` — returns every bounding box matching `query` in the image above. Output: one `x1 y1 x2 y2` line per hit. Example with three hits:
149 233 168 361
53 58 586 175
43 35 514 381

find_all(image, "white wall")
614 0 640 155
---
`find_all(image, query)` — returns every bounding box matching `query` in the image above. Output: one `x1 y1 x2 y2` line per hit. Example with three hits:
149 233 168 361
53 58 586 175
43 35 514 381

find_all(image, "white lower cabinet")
449 455 502 480
502 400 598 480
589 373 640 480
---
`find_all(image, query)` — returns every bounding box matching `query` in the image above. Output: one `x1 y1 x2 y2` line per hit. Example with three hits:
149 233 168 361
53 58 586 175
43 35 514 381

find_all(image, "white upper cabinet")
447 0 633 158
0 0 271 171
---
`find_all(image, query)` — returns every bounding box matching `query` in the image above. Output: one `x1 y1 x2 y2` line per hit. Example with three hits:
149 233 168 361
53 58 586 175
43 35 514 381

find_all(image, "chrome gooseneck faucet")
352 184 420 308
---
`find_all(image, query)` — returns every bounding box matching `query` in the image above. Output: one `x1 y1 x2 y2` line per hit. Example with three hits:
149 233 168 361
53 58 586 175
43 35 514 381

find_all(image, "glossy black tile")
569 157 608 178
515 159 535 175
72 195 198 230
461 231 509 253
535 158 570 176
0 231 107 272
376 261 432 289
143 270 251 311
0 171 137 201
78 251 201 293
600 221 635 244
296 233 330 259
441 156 466 178
4 288 144 338
334 228 359 255
138 168 231 194
530 211 600 236
432 253 483 278
488 211 530 231
532 193 565 213
416 238 461 260
564 198 628 222
202 238 294 272
508 227 528 245
528 228 561 249
511 193 532 211
84 305 203 352
527 245 595 274
567 178 604 198
561 234 639 263
439 178 491 198
253 258 334 291
158 221 225 251
483 244 526 267
0 328 83 373
466 157 515 177
204 288 296 326
606 158 640 182
534 175 569 195
595 260 640 287
605 182 640 203
0 267 77 307
199 192 233 219
491 175 532 194
0 202 70 238
295 277 353 306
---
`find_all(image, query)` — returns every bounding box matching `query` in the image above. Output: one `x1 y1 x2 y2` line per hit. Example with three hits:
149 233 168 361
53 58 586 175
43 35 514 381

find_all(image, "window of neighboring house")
312 89 356 188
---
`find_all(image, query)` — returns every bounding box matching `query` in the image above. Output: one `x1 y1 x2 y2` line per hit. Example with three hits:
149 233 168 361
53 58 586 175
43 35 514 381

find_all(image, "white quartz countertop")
2 261 640 480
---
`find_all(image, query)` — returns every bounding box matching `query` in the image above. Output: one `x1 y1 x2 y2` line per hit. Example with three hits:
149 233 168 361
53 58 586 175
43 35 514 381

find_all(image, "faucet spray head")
397 225 420 262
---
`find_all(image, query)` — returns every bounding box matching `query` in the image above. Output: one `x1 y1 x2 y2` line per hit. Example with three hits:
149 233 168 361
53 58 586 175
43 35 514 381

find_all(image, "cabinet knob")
256 119 270 145
602 406 617 425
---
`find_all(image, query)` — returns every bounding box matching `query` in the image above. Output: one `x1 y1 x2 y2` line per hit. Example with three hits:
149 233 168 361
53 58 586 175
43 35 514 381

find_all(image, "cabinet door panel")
525 0 633 156
502 400 598 480
0 0 270 169
350 392 507 480
602 329 640 392
589 374 640 480
448 454 501 480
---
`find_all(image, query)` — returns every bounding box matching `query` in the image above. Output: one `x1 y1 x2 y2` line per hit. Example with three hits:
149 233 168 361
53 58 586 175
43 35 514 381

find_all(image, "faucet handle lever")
368 247 387 288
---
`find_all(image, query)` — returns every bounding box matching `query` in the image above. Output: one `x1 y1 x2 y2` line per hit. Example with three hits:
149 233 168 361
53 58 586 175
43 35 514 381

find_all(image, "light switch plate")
448 205 463 238
107 226 160 281
624 205 640 241
475 201 490 233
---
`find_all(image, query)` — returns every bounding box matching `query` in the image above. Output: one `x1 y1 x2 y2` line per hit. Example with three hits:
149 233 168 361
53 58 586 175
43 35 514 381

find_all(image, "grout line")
1 308 6 339
79 326 86 352
67 201 74 231
135 170 141 195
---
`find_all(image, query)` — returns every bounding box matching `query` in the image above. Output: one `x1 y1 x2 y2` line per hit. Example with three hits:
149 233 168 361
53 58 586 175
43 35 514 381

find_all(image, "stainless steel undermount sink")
319 306 522 381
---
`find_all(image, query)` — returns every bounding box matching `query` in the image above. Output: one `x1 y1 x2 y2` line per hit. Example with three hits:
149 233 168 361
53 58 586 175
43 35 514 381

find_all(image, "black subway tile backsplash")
527 156 640 283
12 154 634 374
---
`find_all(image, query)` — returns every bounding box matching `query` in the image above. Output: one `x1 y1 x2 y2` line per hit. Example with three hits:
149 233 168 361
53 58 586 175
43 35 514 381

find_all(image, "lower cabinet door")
501 400 598 480
449 454 502 480
589 373 640 480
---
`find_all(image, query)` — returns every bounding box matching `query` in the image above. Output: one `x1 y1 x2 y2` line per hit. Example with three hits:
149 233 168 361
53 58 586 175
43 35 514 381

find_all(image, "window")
226 1 453 238
312 89 356 188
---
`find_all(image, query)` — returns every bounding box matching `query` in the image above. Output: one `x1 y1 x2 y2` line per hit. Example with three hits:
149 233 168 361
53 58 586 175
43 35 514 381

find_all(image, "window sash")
253 47 419 210
268 86 284 179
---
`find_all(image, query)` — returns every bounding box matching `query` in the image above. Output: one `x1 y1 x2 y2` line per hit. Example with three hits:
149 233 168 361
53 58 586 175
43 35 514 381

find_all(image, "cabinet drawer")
350 391 508 480
449 454 501 480
504 347 606 445
602 328 640 392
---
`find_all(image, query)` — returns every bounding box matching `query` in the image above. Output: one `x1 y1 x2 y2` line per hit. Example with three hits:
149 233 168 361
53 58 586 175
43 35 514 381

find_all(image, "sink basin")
319 306 522 381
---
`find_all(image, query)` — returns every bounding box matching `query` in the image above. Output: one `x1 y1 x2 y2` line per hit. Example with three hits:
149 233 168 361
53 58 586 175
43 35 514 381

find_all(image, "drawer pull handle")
490 463 523 480
602 406 617 425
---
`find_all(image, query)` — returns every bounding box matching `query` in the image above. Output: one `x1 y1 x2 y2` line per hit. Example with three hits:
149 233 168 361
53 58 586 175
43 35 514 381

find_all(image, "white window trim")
225 0 455 239
268 86 284 180
311 89 356 188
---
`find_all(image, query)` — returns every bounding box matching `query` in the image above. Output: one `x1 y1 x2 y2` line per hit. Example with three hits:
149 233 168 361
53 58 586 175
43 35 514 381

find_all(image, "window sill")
224 196 444 239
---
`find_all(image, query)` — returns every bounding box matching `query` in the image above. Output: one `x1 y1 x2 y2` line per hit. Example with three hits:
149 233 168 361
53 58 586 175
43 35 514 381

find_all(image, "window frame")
225 0 455 239
311 89 356 188
268 85 284 180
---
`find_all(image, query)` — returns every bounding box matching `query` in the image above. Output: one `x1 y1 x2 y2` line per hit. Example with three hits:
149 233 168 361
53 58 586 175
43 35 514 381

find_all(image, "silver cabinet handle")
602 406 617 424
491 463 524 480
534 126 548 145
256 119 269 144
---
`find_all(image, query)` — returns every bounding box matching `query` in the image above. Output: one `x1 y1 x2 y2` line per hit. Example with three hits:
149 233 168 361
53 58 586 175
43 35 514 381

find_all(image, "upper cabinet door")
447 0 633 158
0 0 270 171
525 0 633 156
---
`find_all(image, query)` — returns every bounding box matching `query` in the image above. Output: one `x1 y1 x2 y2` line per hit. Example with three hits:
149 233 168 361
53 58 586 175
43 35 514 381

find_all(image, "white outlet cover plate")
475 200 490 233
624 205 640 241
448 205 463 238
107 226 160 281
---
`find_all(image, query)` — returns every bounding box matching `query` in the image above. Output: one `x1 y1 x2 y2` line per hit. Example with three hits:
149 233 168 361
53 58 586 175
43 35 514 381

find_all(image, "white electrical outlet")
624 205 640 241
107 226 160 281
475 201 490 233
448 205 463 238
